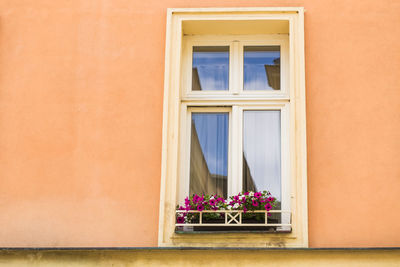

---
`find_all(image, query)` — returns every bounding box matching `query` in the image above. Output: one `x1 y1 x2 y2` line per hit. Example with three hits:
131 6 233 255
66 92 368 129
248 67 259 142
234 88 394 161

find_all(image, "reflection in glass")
243 111 281 203
192 46 229 91
190 113 228 198
244 46 280 90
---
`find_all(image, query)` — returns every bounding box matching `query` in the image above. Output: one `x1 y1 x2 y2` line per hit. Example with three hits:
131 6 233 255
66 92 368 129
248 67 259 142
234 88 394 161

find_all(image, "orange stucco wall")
0 0 399 248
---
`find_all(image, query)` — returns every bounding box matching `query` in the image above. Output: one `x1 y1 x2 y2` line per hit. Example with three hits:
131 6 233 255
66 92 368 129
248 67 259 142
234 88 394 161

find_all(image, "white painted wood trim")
159 7 307 248
231 106 240 195
158 9 173 246
169 7 304 13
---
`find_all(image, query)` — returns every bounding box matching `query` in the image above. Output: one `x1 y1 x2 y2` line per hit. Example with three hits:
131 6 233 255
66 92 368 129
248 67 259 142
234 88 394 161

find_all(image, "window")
178 35 291 231
159 8 307 248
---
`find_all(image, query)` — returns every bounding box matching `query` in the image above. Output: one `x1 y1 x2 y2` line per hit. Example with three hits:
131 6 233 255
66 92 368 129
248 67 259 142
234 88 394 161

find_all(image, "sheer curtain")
243 110 281 203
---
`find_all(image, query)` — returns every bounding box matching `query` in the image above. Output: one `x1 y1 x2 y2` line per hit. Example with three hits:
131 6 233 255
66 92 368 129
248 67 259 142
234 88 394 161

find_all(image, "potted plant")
176 191 277 231
226 191 276 224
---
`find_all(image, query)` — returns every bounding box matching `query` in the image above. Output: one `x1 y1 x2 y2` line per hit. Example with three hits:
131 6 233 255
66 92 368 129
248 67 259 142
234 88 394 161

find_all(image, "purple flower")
233 195 240 201
254 192 262 198
185 197 191 205
193 195 201 203
177 216 185 223
252 200 259 207
264 203 272 211
197 204 204 211
209 199 217 206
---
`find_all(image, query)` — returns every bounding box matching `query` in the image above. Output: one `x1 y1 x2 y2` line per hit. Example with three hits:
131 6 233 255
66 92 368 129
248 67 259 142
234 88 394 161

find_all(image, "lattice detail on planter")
175 210 291 228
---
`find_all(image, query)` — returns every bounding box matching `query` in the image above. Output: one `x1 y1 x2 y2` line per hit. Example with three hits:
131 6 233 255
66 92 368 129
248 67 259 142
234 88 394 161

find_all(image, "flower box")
175 191 290 232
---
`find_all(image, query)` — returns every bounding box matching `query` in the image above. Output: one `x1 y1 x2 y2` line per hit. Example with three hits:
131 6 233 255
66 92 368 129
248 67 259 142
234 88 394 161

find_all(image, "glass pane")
190 113 228 198
244 46 280 91
243 111 281 203
192 46 229 91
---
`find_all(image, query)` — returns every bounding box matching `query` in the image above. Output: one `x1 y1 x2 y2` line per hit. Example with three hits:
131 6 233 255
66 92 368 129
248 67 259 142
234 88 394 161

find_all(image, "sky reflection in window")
190 113 228 197
192 46 229 91
244 46 280 91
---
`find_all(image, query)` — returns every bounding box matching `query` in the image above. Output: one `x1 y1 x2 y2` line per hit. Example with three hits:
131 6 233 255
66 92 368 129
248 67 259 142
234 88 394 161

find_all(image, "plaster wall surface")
0 0 399 248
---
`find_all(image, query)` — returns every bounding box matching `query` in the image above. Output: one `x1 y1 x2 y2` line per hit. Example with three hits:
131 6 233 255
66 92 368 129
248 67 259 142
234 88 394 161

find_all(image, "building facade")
0 0 399 265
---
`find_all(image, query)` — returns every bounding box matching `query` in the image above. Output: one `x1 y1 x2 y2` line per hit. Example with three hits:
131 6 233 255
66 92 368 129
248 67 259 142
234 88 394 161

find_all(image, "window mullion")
238 42 244 94
231 41 240 95
179 105 190 203
230 105 242 195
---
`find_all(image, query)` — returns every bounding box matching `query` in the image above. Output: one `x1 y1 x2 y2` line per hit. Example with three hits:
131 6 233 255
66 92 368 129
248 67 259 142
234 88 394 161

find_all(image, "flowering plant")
176 194 227 224
176 191 276 224
226 190 276 222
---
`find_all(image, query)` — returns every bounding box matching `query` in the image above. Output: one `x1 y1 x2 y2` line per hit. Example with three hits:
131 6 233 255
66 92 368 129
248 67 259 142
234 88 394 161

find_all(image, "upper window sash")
181 35 290 100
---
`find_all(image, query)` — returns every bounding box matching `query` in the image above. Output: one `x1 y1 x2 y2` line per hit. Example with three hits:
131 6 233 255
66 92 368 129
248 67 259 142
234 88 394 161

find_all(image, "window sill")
175 229 292 234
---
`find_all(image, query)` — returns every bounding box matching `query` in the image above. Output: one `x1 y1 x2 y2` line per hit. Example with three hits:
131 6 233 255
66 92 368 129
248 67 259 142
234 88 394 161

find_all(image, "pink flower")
252 200 259 207
193 195 201 203
197 204 204 211
267 212 271 217
264 203 272 211
243 192 249 196
177 216 185 223
217 197 225 203
185 197 191 205
267 197 275 202
254 192 262 198
209 199 217 206
233 195 240 201
243 207 247 213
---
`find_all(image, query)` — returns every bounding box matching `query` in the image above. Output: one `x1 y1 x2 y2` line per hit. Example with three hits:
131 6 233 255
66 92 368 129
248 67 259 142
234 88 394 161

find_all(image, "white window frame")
179 104 291 226
181 35 292 230
159 7 307 248
179 106 232 201
181 35 290 99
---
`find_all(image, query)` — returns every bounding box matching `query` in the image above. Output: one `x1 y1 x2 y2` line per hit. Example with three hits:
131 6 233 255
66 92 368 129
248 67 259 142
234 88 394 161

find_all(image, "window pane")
190 113 228 198
244 46 280 91
192 46 229 91
243 111 281 204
